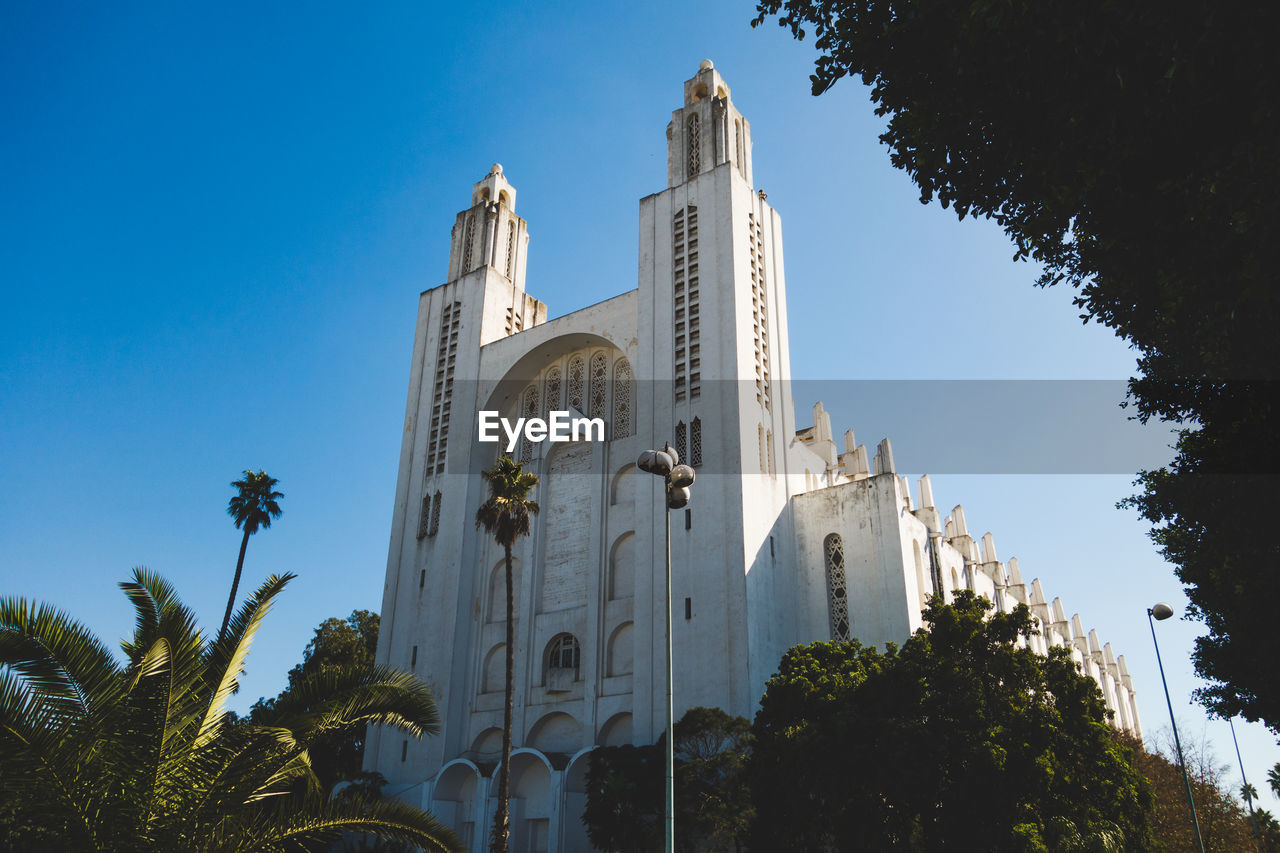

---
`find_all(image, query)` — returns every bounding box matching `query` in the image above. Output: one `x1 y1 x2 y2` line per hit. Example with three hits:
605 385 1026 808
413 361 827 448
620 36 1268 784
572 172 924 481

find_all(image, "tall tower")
636 59 801 726
371 164 546 783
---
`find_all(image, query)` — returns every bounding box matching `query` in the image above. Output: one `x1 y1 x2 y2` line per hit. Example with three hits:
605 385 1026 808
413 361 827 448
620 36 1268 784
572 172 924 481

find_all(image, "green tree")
749 592 1155 851
584 744 664 853
1255 809 1280 853
475 455 539 853
0 569 460 852
222 470 284 640
751 0 1280 732
247 610 381 794
583 707 753 853
1124 729 1257 852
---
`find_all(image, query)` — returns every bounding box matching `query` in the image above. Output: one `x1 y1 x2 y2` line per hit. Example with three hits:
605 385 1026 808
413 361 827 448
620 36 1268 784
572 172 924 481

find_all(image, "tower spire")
445 163 529 289
666 60 754 188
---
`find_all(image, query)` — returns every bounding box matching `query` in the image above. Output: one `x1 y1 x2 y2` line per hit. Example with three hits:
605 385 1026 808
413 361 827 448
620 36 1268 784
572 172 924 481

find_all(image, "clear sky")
3 0 1276 804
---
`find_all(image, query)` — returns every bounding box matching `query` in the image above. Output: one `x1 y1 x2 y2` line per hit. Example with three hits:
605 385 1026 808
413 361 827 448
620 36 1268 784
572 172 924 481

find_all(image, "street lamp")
1228 717 1263 852
638 442 695 853
1147 602 1205 853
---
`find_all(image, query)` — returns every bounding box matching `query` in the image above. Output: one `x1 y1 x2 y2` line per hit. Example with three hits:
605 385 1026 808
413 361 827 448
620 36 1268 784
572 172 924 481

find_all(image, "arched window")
686 113 701 179
690 417 702 467
505 220 516 277
545 634 581 691
767 429 775 476
519 385 538 462
675 420 687 462
461 215 475 272
589 352 608 418
825 533 850 641
544 367 562 416
758 424 767 474
612 358 633 438
735 118 744 173
567 355 585 411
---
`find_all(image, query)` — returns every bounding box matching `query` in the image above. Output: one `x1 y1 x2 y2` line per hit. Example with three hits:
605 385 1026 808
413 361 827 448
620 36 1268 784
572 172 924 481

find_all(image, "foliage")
222 469 285 639
584 744 663 853
751 0 1280 731
1256 809 1280 853
1123 729 1260 852
583 707 753 853
475 455 540 853
749 592 1155 851
247 610 381 794
1269 761 1280 800
0 569 460 852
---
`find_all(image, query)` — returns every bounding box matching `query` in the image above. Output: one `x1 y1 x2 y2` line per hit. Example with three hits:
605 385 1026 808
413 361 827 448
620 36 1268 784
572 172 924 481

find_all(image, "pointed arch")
567 355 585 410
589 351 608 418
544 365 562 415
612 357 633 437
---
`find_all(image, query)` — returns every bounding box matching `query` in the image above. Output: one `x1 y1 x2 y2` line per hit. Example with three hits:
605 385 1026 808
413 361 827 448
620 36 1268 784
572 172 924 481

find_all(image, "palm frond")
0 596 123 726
254 664 441 742
235 794 463 853
200 573 296 743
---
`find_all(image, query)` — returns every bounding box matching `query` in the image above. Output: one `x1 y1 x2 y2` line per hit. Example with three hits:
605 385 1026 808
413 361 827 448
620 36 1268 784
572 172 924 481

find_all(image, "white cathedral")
366 62 1143 852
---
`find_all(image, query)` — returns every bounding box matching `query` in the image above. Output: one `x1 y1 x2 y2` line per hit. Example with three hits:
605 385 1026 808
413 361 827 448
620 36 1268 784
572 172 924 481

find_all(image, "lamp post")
1147 602 1205 853
638 442 694 853
1228 717 1263 852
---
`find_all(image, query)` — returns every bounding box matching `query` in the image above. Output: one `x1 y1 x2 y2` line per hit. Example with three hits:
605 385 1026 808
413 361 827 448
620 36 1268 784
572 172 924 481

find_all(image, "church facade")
366 62 1143 852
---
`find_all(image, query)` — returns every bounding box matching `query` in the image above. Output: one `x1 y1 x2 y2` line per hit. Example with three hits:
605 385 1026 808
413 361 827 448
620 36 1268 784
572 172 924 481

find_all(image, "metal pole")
664 481 675 853
1229 717 1263 851
1148 608 1205 853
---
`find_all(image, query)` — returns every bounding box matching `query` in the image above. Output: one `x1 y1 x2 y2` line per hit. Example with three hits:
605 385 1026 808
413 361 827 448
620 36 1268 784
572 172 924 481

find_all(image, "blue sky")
3 0 1276 800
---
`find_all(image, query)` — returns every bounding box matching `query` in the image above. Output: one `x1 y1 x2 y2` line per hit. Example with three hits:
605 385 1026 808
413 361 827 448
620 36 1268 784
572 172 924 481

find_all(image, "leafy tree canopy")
752 0 1280 730
247 610 381 794
584 707 753 853
1122 730 1260 852
749 592 1156 851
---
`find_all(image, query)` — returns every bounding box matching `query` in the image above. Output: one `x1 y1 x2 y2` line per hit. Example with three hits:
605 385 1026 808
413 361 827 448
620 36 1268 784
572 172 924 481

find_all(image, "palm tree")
474 456 539 853
0 569 461 852
222 470 284 639
1269 761 1280 800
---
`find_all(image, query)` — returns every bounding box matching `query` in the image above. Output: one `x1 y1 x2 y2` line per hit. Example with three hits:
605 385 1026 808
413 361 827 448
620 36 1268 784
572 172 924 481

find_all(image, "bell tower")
636 61 801 729
666 59 754 189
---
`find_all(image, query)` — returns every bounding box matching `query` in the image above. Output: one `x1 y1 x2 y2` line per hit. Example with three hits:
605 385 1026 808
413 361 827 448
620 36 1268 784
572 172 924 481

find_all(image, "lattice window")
758 424 767 474
425 302 461 476
825 534 850 641
544 367 562 415
748 212 771 411
686 113 701 179
416 493 431 540
568 355 585 411
767 430 775 476
690 417 702 468
612 358 632 438
547 634 581 672
687 207 700 400
675 421 687 463
462 215 475 272
519 385 538 462
673 211 688 403
589 352 608 418
428 491 442 537
505 220 515 277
